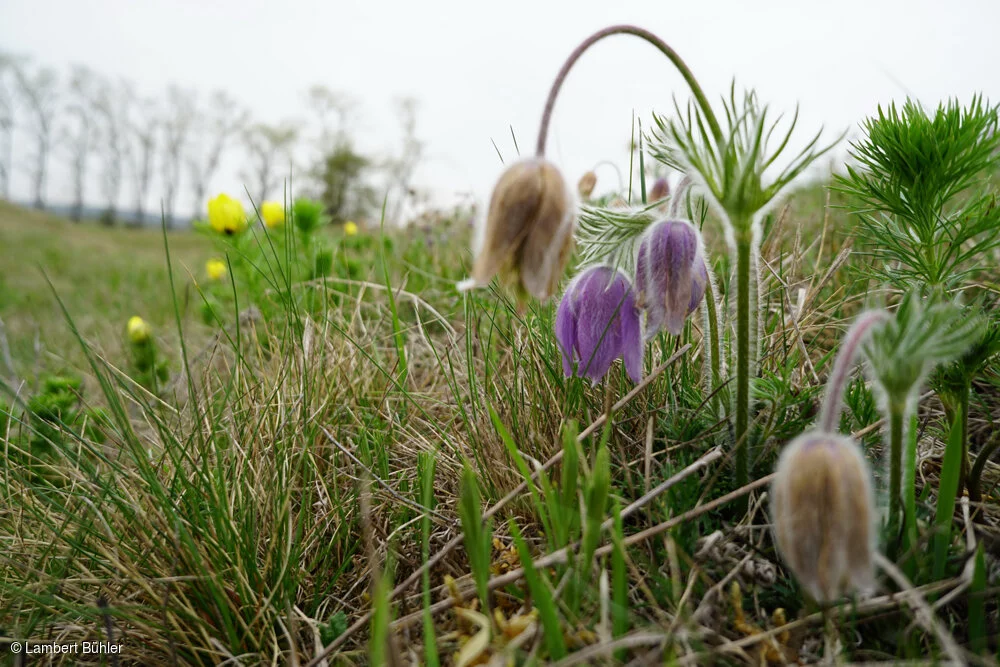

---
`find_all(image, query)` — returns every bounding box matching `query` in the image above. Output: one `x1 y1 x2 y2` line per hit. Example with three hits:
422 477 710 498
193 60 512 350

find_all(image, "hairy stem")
887 403 905 554
901 411 918 578
818 310 889 434
535 25 721 157
704 274 724 419
735 236 752 500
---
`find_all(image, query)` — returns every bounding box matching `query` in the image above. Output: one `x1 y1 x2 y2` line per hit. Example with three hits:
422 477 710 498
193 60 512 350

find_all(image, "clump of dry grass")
0 181 997 664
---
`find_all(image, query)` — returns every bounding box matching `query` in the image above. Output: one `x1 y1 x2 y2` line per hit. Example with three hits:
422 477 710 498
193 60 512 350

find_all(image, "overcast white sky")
2 0 999 220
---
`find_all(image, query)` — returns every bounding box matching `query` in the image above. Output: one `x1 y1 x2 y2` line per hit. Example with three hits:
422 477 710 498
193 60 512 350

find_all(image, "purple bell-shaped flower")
635 219 708 339
555 266 643 384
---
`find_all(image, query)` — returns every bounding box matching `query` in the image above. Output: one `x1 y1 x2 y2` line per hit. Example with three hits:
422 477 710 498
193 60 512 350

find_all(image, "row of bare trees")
0 54 423 228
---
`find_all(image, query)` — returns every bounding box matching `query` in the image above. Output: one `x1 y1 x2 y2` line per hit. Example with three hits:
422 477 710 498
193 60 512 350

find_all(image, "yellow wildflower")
343 220 358 236
127 316 151 344
261 200 284 228
206 258 227 281
207 193 248 235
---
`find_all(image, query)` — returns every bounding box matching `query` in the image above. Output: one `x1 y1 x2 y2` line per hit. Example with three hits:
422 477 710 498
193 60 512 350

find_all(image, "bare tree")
242 121 298 206
0 54 20 201
159 85 195 227
304 85 352 154
186 90 248 215
303 85 352 194
93 78 131 224
385 96 423 223
61 66 97 221
126 93 159 227
14 61 59 209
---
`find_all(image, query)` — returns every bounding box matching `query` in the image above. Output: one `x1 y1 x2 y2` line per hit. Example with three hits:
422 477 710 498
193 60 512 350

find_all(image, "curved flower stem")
669 176 693 219
818 310 889 434
969 428 1000 503
535 25 722 158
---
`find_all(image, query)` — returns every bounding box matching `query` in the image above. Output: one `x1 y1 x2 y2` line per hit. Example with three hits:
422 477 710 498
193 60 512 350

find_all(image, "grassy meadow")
0 169 997 667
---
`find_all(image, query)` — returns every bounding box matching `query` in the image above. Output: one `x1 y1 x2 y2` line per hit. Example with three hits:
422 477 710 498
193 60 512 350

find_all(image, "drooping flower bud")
459 158 575 301
649 177 670 203
207 193 248 235
555 266 642 384
127 316 151 344
770 431 876 602
635 219 708 338
261 201 285 228
577 171 597 199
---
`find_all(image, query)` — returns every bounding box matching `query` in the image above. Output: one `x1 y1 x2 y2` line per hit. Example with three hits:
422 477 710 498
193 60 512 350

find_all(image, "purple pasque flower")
636 219 708 339
555 266 643 384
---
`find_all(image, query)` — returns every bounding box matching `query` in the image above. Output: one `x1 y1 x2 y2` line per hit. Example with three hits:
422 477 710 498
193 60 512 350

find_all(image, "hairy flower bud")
555 266 642 383
649 177 670 202
635 219 708 338
261 201 285 228
207 193 248 235
771 431 876 602
578 171 597 199
459 158 575 301
127 316 151 344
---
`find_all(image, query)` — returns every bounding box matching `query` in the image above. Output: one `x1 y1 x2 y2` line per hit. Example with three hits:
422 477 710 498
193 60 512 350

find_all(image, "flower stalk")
887 400 906 549
734 233 752 492
534 25 722 158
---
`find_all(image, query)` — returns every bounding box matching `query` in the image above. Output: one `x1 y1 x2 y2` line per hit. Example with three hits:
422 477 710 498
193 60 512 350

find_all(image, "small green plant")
839 97 1000 503
837 97 1000 293
863 293 980 553
126 315 168 392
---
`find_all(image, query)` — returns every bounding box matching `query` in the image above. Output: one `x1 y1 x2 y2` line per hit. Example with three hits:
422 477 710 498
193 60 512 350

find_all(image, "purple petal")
637 233 664 341
573 268 621 382
555 289 577 378
620 287 643 382
688 256 709 315
643 220 698 336
635 236 649 301
556 267 645 384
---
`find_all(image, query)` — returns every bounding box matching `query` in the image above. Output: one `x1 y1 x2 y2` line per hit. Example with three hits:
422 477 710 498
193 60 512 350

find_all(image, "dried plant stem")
305 346 691 666
534 25 721 157
873 552 965 665
549 632 667 666
389 473 776 634
677 578 960 665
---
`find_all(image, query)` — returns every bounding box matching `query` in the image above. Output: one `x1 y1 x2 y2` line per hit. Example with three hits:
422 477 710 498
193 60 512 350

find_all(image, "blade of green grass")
933 414 964 579
510 521 566 660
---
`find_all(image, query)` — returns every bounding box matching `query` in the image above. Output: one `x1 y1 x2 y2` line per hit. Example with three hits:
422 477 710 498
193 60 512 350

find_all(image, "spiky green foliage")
648 83 840 232
837 97 1000 291
865 293 982 406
